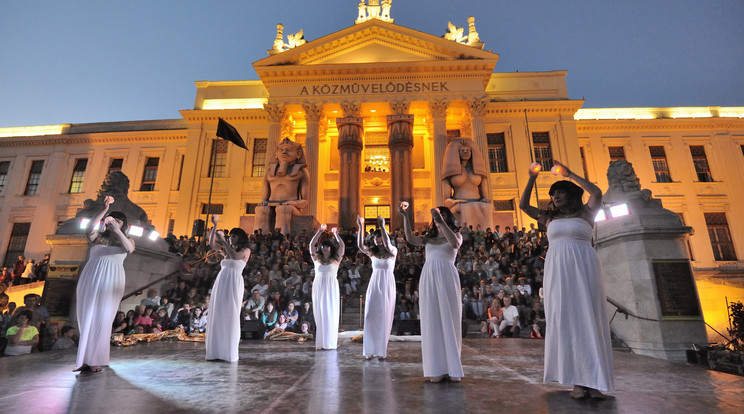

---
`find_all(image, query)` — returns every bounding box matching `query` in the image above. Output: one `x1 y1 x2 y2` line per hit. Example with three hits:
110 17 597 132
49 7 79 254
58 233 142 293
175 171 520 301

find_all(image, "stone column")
388 100 414 231
302 102 323 217
429 99 449 206
336 102 363 230
263 103 286 170
468 96 491 197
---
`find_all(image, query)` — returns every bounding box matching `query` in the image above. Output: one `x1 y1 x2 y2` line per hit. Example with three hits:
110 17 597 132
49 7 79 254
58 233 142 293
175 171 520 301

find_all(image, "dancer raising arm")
519 160 614 399
75 196 135 372
205 215 250 362
398 202 464 383
309 224 345 350
356 216 397 360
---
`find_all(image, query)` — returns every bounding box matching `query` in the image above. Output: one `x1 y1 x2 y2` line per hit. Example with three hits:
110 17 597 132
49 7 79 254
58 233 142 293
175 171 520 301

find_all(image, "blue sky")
1 0 742 128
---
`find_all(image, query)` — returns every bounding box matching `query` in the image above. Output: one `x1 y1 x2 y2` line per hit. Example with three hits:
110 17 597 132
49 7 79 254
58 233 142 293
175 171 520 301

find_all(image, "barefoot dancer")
75 196 135 372
519 160 614 399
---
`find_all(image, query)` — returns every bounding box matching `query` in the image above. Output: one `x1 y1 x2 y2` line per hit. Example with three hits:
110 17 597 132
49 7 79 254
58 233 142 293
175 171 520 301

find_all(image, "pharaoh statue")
441 137 493 230
255 137 310 234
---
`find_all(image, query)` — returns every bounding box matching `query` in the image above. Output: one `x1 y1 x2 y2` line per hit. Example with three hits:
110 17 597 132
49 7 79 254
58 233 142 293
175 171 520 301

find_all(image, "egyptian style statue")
441 137 493 229
255 137 310 234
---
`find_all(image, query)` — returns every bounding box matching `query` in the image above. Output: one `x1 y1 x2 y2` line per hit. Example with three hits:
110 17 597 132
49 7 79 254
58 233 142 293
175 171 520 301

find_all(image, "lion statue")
74 171 149 225
605 160 656 206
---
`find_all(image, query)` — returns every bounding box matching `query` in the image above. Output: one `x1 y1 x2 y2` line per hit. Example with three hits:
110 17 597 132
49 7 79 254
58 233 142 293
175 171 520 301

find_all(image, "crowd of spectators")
0 221 549 357
0 254 51 287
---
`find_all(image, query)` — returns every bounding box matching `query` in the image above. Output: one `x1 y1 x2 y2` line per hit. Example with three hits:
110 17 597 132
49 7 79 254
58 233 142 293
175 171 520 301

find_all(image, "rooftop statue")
255 137 310 234
441 138 493 230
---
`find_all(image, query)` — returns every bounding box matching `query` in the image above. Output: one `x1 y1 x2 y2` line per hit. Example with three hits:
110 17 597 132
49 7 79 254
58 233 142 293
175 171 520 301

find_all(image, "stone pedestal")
595 193 707 362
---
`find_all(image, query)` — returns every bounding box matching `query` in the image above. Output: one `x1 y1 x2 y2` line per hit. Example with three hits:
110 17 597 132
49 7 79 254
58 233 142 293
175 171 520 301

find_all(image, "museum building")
1 6 743 324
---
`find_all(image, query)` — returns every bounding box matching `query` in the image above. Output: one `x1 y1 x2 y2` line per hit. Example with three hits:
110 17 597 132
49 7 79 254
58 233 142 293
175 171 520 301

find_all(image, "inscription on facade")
299 81 449 96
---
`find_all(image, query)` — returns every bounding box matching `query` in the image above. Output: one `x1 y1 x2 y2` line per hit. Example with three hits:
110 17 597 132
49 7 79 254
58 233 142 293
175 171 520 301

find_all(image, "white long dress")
76 243 127 369
419 241 463 378
312 261 340 349
543 218 614 392
206 259 246 362
363 248 397 358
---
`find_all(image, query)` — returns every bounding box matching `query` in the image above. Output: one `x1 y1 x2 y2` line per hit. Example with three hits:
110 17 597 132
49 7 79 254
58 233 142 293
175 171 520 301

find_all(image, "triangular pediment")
254 19 498 69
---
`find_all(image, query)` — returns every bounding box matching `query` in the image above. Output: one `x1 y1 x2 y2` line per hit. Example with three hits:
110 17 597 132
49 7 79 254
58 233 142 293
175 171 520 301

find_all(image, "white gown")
312 261 340 349
206 259 246 362
76 244 127 368
419 241 463 378
543 218 614 391
363 248 397 358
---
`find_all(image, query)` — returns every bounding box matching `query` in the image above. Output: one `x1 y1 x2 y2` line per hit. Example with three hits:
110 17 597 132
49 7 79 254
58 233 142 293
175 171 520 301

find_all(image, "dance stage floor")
1 337 742 414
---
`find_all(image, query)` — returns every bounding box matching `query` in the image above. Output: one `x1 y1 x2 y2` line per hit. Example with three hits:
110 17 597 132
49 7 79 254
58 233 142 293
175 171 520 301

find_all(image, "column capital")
428 99 449 118
302 102 324 122
467 96 489 118
389 99 410 116
340 101 362 118
263 103 287 123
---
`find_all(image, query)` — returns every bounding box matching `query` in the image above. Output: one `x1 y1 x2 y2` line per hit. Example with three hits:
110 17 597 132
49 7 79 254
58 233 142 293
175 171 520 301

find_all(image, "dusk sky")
1 0 742 128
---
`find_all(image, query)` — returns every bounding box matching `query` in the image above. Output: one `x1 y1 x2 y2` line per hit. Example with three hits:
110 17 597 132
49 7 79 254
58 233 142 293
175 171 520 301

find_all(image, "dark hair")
316 239 339 262
19 309 34 321
228 227 250 251
100 211 129 240
545 180 585 218
61 325 75 336
368 229 393 259
426 206 459 239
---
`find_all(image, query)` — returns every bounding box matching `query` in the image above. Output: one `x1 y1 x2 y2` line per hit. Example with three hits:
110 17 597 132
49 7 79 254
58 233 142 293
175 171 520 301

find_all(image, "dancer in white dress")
356 215 397 360
519 159 614 399
398 201 463 383
206 215 250 362
75 196 135 372
310 224 345 350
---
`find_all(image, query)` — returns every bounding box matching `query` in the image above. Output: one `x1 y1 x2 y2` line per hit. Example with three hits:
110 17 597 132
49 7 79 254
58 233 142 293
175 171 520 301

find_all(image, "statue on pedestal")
441 137 492 230
255 138 310 234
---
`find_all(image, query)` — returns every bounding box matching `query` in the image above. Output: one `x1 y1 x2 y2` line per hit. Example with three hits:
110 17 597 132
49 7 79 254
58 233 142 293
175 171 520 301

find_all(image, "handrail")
120 252 219 302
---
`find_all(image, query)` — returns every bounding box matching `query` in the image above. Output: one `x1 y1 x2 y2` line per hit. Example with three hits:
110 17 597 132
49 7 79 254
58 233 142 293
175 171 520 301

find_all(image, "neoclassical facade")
1 9 743 308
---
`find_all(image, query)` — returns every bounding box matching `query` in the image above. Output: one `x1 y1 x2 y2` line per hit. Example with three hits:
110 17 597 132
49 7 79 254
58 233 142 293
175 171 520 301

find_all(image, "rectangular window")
4 222 31 267
140 157 159 191
245 203 259 214
580 147 590 179
531 132 553 172
251 138 267 178
609 146 626 161
201 204 224 215
108 158 123 174
68 158 88 193
486 133 508 173
649 146 672 183
690 145 713 182
0 161 10 195
24 160 45 195
492 199 514 211
705 213 737 261
209 139 228 178
364 146 390 172
176 155 184 191
363 205 391 232
167 219 175 235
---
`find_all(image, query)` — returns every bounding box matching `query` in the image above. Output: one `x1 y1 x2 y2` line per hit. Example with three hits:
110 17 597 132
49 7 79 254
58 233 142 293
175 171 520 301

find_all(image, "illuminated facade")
1 7 743 338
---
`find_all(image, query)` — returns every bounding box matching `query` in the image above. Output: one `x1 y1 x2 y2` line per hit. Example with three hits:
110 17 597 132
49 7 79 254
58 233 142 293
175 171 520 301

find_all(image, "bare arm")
86 196 114 242
309 225 325 261
398 202 423 247
355 216 370 256
331 227 345 260
377 216 395 254
553 160 603 214
519 173 543 223
432 208 462 250
208 215 221 251
104 217 135 254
